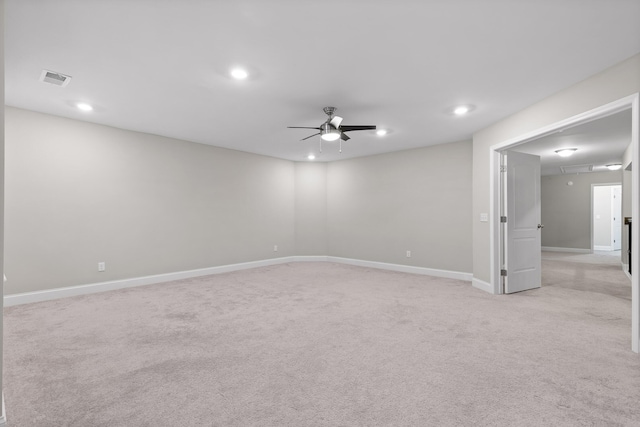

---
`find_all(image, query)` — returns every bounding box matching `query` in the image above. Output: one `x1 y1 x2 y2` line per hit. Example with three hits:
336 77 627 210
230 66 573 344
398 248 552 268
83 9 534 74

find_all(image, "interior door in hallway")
612 185 622 250
504 150 542 294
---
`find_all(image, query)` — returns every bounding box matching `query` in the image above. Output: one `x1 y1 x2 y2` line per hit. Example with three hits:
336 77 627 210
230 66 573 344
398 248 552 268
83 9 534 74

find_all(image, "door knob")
537 224 544 229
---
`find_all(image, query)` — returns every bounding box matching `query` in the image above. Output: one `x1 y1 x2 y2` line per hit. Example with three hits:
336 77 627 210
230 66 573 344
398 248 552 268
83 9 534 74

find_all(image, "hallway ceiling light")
555 148 577 157
307 154 316 160
606 164 622 170
376 129 388 136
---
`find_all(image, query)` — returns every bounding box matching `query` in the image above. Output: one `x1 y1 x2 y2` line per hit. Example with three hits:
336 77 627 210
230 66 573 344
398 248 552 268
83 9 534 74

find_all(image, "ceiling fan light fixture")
555 148 577 157
606 164 622 170
320 123 341 141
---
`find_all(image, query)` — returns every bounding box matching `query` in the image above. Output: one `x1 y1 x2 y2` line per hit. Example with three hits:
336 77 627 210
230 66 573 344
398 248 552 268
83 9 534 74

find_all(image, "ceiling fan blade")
288 126 321 130
301 132 321 141
330 115 343 128
340 132 350 141
340 125 377 132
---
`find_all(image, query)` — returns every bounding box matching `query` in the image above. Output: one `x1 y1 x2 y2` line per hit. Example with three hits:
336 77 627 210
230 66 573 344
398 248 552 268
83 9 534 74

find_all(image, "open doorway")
489 94 639 352
593 184 622 252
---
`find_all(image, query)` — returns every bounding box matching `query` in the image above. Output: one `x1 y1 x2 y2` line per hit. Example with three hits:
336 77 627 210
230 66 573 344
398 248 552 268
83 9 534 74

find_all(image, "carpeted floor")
542 250 631 300
4 262 639 426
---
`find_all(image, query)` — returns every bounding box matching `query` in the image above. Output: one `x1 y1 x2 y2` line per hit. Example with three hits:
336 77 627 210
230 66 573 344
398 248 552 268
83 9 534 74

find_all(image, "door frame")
488 93 640 352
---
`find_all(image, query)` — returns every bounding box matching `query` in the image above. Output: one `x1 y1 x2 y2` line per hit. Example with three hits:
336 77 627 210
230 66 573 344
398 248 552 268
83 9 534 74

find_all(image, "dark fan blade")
340 125 377 132
288 126 321 130
301 133 320 141
340 132 350 141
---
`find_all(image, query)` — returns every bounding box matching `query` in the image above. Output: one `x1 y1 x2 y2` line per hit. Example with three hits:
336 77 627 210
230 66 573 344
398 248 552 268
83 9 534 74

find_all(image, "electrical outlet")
274 245 278 252
406 250 411 258
98 262 106 272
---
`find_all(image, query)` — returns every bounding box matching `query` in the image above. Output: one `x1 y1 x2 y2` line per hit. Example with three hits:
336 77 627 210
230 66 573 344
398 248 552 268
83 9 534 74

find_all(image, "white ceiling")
509 109 632 176
5 0 640 162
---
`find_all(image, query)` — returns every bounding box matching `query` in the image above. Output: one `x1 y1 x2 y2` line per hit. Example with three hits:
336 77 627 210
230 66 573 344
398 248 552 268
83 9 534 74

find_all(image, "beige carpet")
542 250 631 300
4 262 640 426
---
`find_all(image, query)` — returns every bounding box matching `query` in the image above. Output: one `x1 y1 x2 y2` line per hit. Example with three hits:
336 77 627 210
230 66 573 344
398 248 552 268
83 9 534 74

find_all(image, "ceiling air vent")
560 164 593 174
40 70 71 87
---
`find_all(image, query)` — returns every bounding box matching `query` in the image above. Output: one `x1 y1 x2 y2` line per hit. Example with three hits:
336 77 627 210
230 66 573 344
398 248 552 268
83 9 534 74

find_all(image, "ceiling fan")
288 106 376 153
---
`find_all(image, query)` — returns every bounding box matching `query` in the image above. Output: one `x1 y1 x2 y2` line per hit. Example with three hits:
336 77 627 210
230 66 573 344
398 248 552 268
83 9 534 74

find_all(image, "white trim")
632 93 640 353
541 246 592 253
472 277 494 294
0 393 6 427
488 93 639 353
291 255 330 263
326 257 473 282
4 257 300 306
4 257 472 307
623 265 632 281
594 245 614 251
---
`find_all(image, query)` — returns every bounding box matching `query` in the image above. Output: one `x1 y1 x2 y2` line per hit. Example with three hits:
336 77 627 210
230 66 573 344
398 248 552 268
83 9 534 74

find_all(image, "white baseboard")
4 256 473 306
326 256 473 282
4 257 299 307
472 277 495 294
623 264 632 281
594 245 614 251
541 246 592 254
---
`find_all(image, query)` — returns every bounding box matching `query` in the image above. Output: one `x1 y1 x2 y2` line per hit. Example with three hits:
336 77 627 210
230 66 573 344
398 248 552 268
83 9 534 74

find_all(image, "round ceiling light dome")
555 148 578 157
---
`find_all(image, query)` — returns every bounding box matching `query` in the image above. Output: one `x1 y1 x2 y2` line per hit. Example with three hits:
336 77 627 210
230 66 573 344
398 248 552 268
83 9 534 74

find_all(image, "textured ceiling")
5 0 640 162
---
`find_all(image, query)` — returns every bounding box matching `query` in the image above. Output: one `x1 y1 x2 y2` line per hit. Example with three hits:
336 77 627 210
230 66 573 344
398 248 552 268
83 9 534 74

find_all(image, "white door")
504 150 542 294
612 185 622 251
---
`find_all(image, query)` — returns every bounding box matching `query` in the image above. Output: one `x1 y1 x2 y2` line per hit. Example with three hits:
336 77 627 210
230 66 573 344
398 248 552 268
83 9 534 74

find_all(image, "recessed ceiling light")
453 104 475 116
555 148 577 157
76 102 93 112
606 164 622 170
230 68 248 80
376 129 388 136
307 154 316 160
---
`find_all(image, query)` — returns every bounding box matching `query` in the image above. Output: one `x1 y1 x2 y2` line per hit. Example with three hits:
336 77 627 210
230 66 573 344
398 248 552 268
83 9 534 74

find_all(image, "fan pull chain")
319 137 322 153
339 139 342 153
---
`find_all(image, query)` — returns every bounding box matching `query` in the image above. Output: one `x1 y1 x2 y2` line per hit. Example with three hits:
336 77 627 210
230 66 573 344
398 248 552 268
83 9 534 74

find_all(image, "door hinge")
500 269 507 277
500 165 507 173
500 216 507 223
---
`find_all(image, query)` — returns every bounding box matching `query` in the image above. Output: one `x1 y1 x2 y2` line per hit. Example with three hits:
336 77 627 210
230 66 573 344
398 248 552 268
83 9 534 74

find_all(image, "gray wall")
294 162 327 255
5 108 475 296
541 171 621 250
327 140 473 273
5 107 296 294
472 53 640 283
